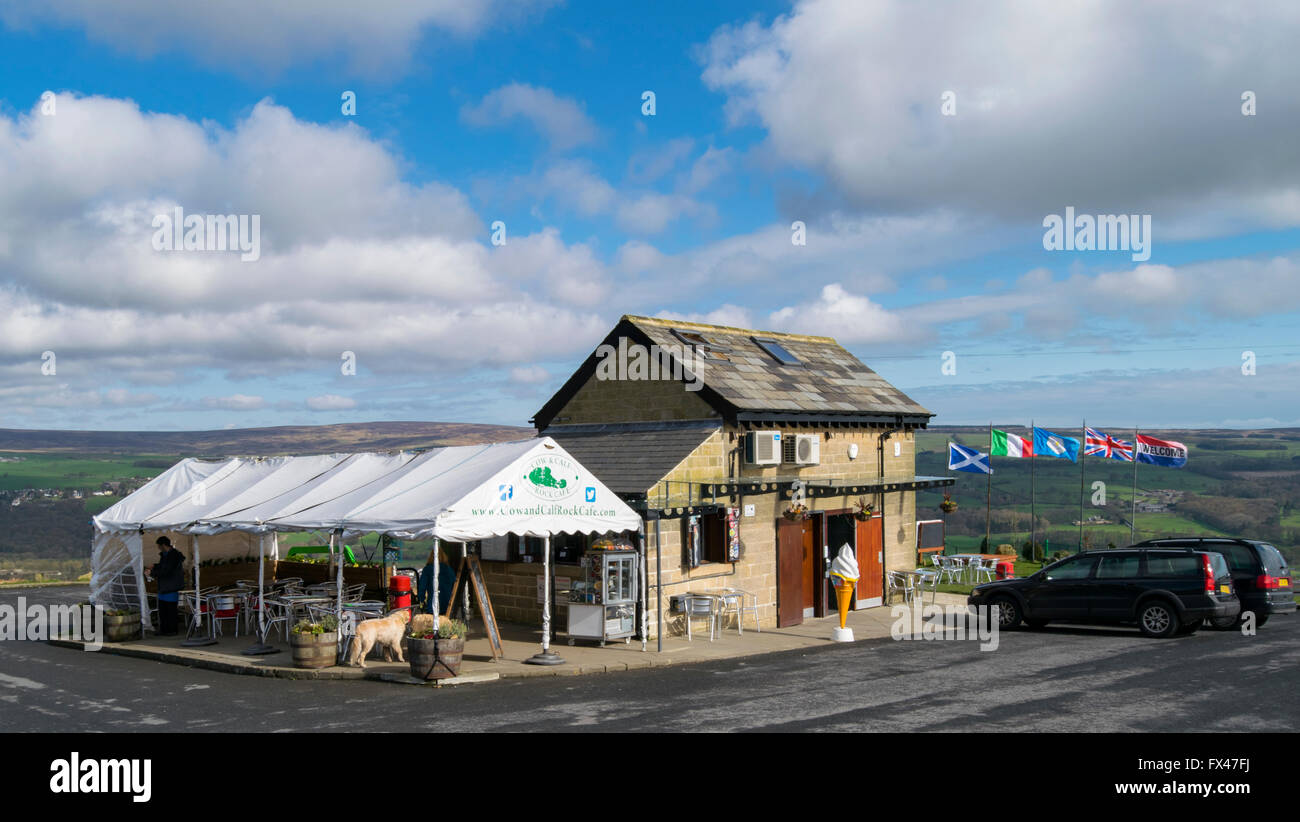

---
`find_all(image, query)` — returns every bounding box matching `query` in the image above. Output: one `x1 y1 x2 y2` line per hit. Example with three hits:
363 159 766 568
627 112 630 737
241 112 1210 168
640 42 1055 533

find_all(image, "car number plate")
1219 585 1231 594
1280 578 1290 587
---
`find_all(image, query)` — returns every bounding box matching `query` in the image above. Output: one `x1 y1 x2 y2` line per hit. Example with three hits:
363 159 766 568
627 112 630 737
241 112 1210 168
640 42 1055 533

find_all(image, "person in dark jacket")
418 546 458 617
150 536 186 636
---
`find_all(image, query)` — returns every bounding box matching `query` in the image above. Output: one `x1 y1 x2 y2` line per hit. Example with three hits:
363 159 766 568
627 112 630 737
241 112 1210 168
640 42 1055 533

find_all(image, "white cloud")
203 394 265 411
769 283 912 343
509 366 551 384
0 0 556 76
461 83 599 150
700 0 1300 236
305 394 357 411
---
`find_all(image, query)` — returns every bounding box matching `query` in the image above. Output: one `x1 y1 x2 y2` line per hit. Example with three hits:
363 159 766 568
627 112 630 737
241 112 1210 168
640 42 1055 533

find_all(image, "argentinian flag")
1032 427 1080 462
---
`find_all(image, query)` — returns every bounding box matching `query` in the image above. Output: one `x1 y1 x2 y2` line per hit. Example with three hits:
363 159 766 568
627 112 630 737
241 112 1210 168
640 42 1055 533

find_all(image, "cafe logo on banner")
521 455 582 502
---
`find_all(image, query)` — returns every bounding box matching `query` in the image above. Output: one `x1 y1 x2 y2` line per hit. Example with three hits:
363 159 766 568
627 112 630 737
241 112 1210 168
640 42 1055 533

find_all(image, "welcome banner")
1135 434 1188 468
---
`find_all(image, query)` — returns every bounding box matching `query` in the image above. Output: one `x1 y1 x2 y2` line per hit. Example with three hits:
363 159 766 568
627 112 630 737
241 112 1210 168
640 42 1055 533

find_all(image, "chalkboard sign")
917 519 945 552
447 554 502 660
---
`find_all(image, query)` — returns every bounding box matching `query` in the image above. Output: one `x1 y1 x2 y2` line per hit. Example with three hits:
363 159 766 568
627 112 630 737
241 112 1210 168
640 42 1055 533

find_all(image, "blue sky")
1 0 1298 432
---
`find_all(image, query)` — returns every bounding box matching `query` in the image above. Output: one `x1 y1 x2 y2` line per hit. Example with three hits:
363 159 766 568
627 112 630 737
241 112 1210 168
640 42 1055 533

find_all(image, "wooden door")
856 515 884 607
801 517 817 619
777 518 805 627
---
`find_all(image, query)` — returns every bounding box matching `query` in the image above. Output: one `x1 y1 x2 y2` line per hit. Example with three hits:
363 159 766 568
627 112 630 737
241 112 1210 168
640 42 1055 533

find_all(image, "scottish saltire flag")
990 428 1032 458
1084 427 1134 461
948 442 992 474
1135 434 1188 467
1032 427 1080 462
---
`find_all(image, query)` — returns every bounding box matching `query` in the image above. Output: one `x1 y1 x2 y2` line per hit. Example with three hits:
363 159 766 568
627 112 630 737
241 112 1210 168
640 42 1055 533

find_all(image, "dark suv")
1131 538 1294 627
968 548 1239 638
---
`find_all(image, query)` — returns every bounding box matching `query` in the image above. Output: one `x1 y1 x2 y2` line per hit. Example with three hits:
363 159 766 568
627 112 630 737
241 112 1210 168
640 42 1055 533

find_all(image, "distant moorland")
1 422 1295 583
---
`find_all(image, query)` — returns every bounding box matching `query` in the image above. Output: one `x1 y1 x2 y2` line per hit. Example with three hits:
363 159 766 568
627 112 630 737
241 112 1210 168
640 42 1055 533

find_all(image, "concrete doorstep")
47 593 971 685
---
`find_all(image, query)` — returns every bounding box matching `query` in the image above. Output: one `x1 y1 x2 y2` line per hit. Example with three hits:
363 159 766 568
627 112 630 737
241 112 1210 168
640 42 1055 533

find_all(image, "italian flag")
990 429 1033 458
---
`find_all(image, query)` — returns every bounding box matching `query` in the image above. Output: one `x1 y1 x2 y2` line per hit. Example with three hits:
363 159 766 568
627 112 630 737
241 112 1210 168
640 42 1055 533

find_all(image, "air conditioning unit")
794 433 820 465
744 431 782 466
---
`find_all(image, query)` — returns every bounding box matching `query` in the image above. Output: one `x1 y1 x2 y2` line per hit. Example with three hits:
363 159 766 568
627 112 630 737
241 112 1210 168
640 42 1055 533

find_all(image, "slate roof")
539 421 720 494
532 315 933 429
627 316 931 418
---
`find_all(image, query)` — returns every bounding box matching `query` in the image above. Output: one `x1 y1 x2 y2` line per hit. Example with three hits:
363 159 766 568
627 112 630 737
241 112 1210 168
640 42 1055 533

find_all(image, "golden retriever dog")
409 612 451 635
346 609 411 668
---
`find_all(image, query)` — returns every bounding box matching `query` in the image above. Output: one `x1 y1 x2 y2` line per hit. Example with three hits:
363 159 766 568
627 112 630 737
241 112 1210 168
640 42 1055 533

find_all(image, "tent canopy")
94 437 644 544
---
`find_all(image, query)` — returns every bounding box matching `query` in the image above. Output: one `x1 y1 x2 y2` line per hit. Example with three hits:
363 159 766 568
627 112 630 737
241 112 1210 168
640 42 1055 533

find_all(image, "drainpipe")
654 513 663 653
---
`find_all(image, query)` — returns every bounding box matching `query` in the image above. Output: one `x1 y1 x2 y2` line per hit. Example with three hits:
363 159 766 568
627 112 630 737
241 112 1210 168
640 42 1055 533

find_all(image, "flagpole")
985 422 992 551
1130 426 1140 544
1078 419 1086 553
1030 420 1036 560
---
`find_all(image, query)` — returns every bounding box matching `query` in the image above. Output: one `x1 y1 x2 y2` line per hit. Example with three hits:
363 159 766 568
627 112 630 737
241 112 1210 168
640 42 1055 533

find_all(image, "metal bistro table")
278 595 334 628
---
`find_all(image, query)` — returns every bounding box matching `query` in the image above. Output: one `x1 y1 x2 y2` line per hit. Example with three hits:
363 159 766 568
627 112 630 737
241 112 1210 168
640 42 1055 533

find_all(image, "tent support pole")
243 531 280 655
181 534 216 646
525 534 565 666
431 537 440 619
639 524 647 652
334 529 344 656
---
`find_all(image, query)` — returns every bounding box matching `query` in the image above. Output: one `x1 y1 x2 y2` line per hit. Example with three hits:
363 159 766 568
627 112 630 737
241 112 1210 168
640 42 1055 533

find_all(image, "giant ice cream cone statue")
829 544 859 642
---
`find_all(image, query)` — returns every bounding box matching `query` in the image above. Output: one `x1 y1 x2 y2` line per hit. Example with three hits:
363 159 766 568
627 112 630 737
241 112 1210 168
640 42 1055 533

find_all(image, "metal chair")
259 597 291 642
343 583 367 603
971 558 996 583
675 594 722 641
937 556 964 585
209 592 241 638
886 571 912 604
718 588 760 634
913 569 939 604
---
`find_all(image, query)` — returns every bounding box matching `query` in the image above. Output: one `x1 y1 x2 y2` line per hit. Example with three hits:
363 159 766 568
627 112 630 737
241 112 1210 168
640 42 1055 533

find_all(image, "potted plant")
782 502 810 521
939 491 958 514
407 618 468 680
103 607 142 642
289 615 338 669
852 497 875 521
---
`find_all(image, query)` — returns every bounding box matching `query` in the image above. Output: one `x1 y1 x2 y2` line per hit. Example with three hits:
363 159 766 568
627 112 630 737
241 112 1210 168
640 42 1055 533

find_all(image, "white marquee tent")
90 438 645 657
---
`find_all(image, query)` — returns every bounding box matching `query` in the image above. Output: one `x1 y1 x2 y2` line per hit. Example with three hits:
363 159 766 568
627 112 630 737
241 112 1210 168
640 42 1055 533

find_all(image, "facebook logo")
499 484 513 501
584 487 596 502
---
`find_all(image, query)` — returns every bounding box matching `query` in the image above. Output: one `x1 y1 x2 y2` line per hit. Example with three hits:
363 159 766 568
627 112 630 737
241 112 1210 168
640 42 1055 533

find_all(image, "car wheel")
1138 600 1178 638
1025 619 1049 630
991 596 1022 629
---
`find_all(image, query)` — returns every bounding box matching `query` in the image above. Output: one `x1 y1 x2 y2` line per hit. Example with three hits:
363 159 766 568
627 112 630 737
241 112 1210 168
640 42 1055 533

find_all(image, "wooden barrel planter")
104 610 142 642
407 636 464 680
290 631 338 669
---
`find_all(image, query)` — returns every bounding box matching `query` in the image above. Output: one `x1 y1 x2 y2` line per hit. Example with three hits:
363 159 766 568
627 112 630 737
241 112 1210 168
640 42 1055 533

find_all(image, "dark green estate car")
969 548 1240 638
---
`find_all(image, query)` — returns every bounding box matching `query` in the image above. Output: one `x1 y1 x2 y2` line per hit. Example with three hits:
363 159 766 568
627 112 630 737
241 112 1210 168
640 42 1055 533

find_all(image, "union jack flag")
1085 427 1133 461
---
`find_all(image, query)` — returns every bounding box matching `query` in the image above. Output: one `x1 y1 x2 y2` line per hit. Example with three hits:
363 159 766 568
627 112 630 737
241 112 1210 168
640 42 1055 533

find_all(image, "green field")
0 453 170 491
917 429 1300 562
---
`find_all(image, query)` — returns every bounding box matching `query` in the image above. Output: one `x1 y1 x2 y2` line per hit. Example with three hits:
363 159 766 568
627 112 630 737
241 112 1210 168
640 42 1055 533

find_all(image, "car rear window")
1205 552 1230 578
1256 544 1289 575
1205 542 1257 573
1097 555 1141 579
1144 553 1201 578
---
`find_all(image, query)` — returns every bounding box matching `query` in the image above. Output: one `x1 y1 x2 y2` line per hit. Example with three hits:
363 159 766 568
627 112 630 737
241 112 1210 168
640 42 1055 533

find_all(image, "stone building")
524 315 951 638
